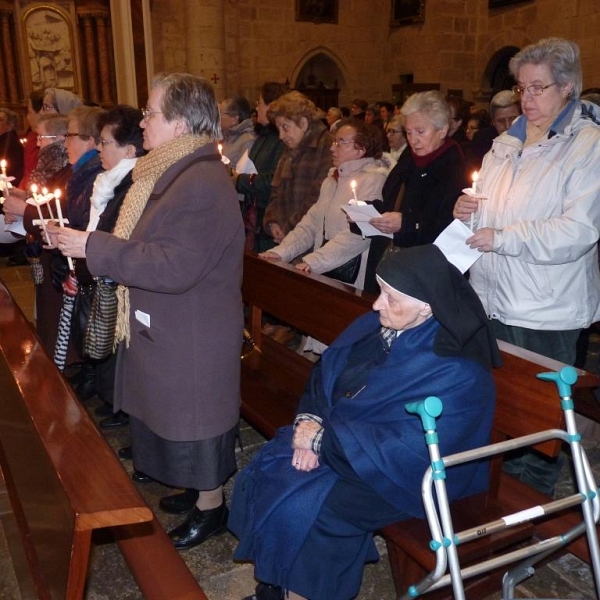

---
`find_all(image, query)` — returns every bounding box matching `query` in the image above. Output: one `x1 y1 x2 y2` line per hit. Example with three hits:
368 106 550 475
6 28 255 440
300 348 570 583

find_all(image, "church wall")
147 0 600 107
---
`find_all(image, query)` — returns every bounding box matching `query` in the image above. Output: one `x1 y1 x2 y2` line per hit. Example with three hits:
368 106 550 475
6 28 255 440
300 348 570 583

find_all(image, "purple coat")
87 143 245 441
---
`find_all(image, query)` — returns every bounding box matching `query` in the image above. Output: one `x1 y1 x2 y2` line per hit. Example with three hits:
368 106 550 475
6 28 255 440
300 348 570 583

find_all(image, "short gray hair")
489 90 520 119
509 38 582 99
400 90 451 131
38 114 68 136
152 73 221 139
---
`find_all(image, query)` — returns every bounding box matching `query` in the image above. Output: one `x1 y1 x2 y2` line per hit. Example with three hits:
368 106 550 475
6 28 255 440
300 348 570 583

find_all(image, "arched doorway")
293 50 346 111
484 46 520 96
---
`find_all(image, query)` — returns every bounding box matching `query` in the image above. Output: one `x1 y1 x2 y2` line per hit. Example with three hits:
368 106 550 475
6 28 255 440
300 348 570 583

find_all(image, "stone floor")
0 251 599 599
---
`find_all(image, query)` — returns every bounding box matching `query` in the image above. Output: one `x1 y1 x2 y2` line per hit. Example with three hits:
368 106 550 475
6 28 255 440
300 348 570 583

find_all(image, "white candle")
54 190 73 270
218 143 223 155
0 159 6 178
350 180 358 202
31 185 50 242
470 171 479 231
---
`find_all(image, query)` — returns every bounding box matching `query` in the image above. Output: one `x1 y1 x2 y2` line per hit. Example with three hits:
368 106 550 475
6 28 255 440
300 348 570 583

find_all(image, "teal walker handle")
405 396 443 431
537 366 578 397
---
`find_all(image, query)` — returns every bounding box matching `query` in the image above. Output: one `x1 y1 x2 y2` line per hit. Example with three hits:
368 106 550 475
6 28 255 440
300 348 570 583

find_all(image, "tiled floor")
0 254 599 599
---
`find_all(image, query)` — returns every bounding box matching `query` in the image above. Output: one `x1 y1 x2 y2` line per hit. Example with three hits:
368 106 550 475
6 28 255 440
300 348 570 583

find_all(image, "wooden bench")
241 251 600 599
0 279 207 600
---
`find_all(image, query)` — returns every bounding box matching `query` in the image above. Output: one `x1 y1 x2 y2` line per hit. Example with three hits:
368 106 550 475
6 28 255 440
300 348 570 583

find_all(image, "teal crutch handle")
405 396 443 431
537 366 578 397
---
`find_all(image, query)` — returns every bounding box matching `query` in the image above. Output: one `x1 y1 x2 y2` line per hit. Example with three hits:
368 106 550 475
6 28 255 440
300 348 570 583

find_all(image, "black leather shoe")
131 470 155 484
159 488 199 514
99 411 129 429
118 446 133 460
168 503 228 550
242 583 284 600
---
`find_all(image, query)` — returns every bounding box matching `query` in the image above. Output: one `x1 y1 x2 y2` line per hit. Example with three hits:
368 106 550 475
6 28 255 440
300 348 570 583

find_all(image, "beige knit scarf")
113 133 211 347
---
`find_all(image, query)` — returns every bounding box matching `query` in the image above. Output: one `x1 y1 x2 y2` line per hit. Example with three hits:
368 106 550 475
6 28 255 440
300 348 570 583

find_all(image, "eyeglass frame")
141 108 163 120
37 134 59 142
331 137 356 147
386 128 403 136
511 82 557 97
41 103 56 112
99 138 117 147
64 132 89 140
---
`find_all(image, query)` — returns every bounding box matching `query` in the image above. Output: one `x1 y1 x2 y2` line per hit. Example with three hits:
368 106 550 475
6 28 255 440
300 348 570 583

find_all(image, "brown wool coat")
86 143 245 441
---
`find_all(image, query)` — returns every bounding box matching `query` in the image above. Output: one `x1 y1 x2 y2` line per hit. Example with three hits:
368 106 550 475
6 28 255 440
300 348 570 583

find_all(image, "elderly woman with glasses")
259 119 392 292
359 90 467 294
454 37 600 495
384 114 407 162
52 73 244 551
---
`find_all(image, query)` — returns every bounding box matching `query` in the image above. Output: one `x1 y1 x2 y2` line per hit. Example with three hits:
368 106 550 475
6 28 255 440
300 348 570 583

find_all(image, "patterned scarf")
29 142 69 186
113 133 211 347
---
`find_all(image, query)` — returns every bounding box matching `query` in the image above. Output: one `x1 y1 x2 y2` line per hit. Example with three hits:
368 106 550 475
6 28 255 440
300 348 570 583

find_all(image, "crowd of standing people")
1 35 600 600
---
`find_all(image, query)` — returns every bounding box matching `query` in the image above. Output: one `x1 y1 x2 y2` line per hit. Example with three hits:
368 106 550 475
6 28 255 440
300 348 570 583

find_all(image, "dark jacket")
362 143 467 293
87 143 245 441
66 151 103 231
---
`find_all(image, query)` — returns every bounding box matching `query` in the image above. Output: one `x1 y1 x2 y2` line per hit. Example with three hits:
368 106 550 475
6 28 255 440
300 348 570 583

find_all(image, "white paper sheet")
433 219 482 274
341 203 392 238
236 149 258 175
3 215 26 236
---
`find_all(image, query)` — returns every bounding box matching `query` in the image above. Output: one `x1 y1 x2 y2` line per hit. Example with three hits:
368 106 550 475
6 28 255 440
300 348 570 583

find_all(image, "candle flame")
218 143 223 154
54 189 61 199
31 184 38 193
472 171 479 183
350 180 356 189
42 187 48 195
0 160 5 168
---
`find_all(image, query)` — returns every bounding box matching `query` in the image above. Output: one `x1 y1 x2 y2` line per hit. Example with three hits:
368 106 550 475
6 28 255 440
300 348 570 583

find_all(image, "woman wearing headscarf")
42 88 83 115
53 73 244 551
229 245 500 600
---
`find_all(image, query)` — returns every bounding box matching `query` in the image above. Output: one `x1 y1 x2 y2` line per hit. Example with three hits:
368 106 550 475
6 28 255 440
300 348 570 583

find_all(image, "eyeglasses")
64 132 86 140
512 82 557 97
37 135 58 142
41 104 56 112
142 108 163 120
386 129 402 136
99 138 117 147
332 138 356 147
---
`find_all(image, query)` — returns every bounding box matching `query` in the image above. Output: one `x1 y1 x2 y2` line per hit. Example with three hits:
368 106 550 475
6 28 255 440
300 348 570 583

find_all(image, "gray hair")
387 114 403 130
37 113 68 136
152 73 221 139
489 90 520 118
400 90 451 131
221 96 252 123
509 38 582 99
68 106 105 143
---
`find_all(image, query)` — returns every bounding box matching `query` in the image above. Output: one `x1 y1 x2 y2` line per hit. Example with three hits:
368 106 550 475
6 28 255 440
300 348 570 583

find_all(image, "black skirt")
130 416 238 490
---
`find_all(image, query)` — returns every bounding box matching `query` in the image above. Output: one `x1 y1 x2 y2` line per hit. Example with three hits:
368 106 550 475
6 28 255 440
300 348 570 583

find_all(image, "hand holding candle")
30 184 50 242
53 189 74 270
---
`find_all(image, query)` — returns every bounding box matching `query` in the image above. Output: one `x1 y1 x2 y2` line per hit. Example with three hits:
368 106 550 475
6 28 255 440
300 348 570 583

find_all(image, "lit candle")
218 143 223 155
0 159 8 198
54 190 73 270
0 159 6 178
31 184 50 242
350 180 358 202
470 171 479 231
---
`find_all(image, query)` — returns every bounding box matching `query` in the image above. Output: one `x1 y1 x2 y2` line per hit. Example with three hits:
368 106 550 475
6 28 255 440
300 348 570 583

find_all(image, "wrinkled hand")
258 251 282 261
454 194 480 221
467 227 495 252
295 262 311 274
369 211 402 234
2 189 27 217
293 420 322 451
56 226 91 259
43 221 61 249
292 448 320 472
269 223 285 244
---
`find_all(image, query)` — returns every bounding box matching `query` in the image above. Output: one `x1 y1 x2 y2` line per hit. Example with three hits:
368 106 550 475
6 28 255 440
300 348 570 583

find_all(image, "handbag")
83 277 118 360
71 283 94 358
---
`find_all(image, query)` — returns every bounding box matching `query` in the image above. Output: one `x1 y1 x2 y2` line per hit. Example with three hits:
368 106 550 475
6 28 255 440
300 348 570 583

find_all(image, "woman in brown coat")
51 73 245 550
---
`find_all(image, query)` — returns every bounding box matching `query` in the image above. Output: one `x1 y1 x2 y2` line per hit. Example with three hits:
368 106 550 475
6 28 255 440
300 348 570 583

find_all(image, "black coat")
362 143 467 294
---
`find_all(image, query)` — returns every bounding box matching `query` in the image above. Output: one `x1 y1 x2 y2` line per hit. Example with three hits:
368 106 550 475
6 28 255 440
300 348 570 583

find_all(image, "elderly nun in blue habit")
229 244 501 600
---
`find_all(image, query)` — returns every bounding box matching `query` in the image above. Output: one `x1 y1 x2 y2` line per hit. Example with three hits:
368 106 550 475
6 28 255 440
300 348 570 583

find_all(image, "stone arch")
476 34 532 102
289 47 350 110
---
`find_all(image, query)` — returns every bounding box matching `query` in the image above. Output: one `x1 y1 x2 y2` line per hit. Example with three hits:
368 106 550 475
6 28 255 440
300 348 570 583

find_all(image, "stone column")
0 10 18 102
184 0 226 98
80 14 99 102
96 15 112 103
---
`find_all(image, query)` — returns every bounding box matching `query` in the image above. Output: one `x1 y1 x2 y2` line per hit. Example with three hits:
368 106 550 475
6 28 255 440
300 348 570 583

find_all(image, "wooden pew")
241 251 600 599
0 279 207 600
